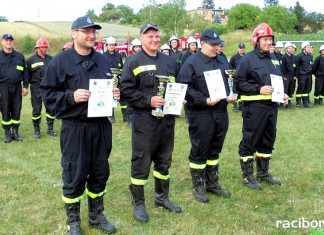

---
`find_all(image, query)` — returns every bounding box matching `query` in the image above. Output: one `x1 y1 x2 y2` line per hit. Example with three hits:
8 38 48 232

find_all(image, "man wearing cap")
229 43 246 111
26 38 56 138
120 22 182 223
0 33 28 143
40 16 118 235
217 41 228 61
178 29 235 203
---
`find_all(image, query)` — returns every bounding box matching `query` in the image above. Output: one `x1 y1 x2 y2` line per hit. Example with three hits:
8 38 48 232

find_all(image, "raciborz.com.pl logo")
276 217 324 234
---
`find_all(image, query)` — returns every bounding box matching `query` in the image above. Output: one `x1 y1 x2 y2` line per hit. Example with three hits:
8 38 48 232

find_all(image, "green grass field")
0 92 323 234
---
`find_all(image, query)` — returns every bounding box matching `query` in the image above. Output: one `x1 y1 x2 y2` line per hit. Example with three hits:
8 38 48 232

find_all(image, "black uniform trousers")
131 113 175 180
188 110 229 164
297 74 312 95
314 75 324 98
0 84 22 129
30 83 55 125
60 118 112 199
284 75 296 99
239 102 278 157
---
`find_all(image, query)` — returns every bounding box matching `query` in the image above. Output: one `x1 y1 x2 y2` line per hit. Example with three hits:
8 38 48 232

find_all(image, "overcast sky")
1 0 322 22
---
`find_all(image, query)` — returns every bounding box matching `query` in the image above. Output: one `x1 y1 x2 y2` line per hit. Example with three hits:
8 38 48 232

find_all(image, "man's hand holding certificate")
204 69 227 101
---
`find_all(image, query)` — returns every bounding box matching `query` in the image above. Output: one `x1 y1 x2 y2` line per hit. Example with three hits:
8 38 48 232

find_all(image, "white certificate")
163 83 188 115
87 79 113 117
270 74 284 103
204 69 227 101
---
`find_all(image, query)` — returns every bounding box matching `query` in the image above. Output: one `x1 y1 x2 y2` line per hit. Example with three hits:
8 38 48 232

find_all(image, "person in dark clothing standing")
169 35 182 66
103 36 125 124
120 22 182 223
217 41 228 61
40 16 119 235
26 37 56 138
312 45 324 105
181 36 198 64
295 41 313 108
281 42 297 108
178 29 235 203
0 33 28 143
235 23 288 191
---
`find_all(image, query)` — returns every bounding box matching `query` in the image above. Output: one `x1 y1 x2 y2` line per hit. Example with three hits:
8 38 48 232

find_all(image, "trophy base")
152 110 165 118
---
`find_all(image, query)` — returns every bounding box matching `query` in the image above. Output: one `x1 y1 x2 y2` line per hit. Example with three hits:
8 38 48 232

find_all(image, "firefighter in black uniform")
169 35 182 66
295 41 313 108
178 29 235 203
281 42 297 108
312 45 324 105
181 36 198 64
39 16 118 235
120 22 182 223
0 33 28 143
103 36 126 124
26 38 56 138
235 23 288 190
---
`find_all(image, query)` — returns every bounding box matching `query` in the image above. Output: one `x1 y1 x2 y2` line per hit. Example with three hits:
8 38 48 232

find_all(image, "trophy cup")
151 75 170 118
225 69 237 98
110 68 123 107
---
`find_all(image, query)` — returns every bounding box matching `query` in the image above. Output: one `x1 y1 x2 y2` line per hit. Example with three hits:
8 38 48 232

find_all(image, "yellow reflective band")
320 95 324 99
46 113 55 119
120 105 127 109
271 60 280 65
31 62 44 68
153 170 169 180
86 188 107 198
206 160 219 166
169 76 175 83
295 94 302 97
11 119 20 124
2 120 12 125
293 64 296 68
62 195 83 203
256 152 271 158
118 63 122 68
190 162 206 169
133 65 156 76
240 95 272 101
131 178 146 185
32 115 42 120
16 65 24 71
240 156 254 162
301 94 309 97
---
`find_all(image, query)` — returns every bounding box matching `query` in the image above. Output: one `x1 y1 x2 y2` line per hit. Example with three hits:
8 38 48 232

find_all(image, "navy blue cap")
140 22 159 34
238 43 245 48
2 33 14 40
200 29 223 44
71 16 102 30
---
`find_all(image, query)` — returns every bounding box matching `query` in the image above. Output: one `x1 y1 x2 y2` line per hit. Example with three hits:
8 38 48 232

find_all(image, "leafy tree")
293 1 306 33
304 12 323 33
117 5 136 24
0 16 8 22
260 6 297 34
20 34 34 55
86 9 97 21
227 4 262 30
187 13 206 34
102 3 115 11
201 0 214 9
264 0 279 7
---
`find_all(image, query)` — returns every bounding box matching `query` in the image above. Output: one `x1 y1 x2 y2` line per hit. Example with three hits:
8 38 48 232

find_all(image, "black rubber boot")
302 97 310 107
121 108 129 122
12 127 23 142
154 178 182 213
4 128 11 143
296 97 303 108
205 165 231 197
65 202 82 235
190 168 209 203
33 125 41 139
129 184 149 223
240 159 262 190
108 109 115 124
88 195 116 234
319 98 323 105
47 123 57 136
256 157 281 185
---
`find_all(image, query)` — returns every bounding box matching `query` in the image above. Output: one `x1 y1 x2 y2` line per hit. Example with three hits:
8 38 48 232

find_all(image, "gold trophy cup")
152 75 170 118
225 69 237 98
110 68 123 107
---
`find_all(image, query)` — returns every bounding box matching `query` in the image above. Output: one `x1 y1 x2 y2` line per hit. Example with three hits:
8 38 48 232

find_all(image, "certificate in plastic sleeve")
270 74 284 103
163 83 188 116
87 79 113 117
204 69 227 101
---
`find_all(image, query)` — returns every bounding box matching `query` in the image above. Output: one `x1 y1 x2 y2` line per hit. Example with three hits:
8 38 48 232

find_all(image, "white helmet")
275 41 284 48
284 42 293 49
160 43 171 51
169 35 178 42
292 43 297 49
301 41 310 50
319 45 324 52
106 36 116 45
131 38 141 50
186 36 197 48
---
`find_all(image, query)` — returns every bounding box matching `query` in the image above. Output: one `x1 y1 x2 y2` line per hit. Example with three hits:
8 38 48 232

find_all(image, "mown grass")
0 88 323 234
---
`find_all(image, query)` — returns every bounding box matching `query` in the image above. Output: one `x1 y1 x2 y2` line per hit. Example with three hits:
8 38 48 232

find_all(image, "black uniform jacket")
0 50 28 87
26 53 53 84
312 55 324 76
103 51 123 69
178 50 230 113
281 53 297 78
120 49 178 115
235 47 283 98
229 52 244 69
39 48 112 120
295 51 313 76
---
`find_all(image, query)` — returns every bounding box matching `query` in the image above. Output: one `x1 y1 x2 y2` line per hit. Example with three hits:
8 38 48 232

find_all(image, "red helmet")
62 42 73 50
35 38 49 48
252 23 274 45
